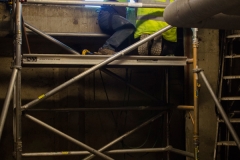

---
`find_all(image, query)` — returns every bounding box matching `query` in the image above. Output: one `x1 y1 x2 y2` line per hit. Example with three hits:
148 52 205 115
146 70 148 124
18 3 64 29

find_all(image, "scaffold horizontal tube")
26 0 168 8
22 146 194 158
177 105 194 110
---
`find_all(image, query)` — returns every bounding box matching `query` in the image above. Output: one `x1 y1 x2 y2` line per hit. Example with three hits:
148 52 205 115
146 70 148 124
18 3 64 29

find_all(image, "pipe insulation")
163 0 240 29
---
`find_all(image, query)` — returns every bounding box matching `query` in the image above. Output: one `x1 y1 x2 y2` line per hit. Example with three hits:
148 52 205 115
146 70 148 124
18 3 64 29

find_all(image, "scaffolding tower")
1 0 240 160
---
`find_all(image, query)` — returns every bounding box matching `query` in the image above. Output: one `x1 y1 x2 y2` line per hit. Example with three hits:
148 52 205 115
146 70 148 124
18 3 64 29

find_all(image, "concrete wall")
22 4 102 33
0 3 11 37
0 3 103 36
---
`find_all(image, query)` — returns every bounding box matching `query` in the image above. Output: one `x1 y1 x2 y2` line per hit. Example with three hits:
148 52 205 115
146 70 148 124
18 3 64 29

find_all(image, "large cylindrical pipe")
163 0 240 29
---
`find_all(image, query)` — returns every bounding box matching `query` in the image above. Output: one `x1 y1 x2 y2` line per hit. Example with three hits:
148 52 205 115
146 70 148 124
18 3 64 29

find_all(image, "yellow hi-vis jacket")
134 0 177 42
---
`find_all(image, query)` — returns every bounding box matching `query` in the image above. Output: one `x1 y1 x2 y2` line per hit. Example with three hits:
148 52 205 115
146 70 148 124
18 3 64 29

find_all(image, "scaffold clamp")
192 68 203 73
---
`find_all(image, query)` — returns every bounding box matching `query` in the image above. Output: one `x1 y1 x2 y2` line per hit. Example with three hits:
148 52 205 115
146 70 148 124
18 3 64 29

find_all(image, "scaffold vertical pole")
14 1 23 159
192 28 199 160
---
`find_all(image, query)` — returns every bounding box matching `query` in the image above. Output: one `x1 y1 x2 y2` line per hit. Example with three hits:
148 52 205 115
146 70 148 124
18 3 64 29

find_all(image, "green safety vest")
134 0 177 42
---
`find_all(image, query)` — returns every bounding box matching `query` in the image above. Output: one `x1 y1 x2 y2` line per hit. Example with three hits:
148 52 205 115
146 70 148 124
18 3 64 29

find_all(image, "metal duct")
163 0 240 29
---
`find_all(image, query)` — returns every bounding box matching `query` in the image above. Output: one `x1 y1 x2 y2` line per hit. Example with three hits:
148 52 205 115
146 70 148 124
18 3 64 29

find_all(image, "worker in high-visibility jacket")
94 0 136 55
134 0 177 56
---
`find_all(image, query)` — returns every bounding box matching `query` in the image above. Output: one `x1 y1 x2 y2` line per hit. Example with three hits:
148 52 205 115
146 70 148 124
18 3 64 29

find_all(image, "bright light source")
85 0 135 8
85 0 103 8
